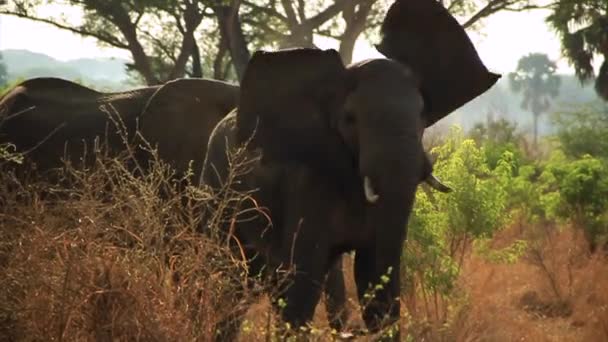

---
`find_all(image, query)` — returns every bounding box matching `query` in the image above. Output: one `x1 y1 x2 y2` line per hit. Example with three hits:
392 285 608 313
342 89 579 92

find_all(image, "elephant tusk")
425 173 452 193
363 176 380 203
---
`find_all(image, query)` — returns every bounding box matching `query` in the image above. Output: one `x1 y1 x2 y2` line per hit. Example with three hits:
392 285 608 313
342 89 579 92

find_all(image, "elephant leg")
324 255 348 331
273 170 333 331
274 232 328 330
354 247 401 341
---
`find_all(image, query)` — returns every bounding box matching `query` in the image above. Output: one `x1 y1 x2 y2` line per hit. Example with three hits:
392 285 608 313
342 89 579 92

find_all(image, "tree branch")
0 11 128 49
462 0 556 29
242 1 288 22
304 0 367 30
281 0 300 28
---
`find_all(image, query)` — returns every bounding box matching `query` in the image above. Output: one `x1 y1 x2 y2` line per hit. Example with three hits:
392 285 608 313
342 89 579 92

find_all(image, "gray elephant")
0 74 352 331
0 76 238 182
200 0 499 340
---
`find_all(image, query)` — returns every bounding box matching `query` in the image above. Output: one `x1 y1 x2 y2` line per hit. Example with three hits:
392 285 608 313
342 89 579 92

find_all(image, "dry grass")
0 140 377 341
1 141 607 341
0 143 260 341
454 223 608 342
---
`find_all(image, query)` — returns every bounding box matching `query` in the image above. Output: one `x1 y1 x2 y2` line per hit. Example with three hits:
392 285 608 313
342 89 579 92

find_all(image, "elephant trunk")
358 146 419 333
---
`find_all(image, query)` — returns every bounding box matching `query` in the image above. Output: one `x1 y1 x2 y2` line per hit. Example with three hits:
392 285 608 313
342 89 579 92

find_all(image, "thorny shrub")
0 138 261 340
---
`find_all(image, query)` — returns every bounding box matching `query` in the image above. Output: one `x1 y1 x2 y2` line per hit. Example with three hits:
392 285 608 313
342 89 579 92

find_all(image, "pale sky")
0 7 574 75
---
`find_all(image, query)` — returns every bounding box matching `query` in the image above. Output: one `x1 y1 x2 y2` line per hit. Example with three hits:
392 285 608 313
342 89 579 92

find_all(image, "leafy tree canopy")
2 0 546 85
547 0 608 100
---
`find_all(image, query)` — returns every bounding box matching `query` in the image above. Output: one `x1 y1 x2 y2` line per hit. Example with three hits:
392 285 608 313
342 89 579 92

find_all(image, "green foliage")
473 238 528 264
469 118 526 170
551 103 608 160
404 127 510 299
546 0 608 100
539 151 608 249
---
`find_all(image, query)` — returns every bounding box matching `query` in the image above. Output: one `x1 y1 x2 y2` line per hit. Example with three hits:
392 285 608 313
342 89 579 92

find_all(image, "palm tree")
509 53 561 150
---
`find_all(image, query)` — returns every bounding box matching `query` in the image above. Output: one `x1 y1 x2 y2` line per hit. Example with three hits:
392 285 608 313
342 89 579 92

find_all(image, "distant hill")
1 49 134 91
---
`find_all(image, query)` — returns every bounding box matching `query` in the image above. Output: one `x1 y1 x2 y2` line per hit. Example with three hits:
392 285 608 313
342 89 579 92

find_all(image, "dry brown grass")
0 141 378 341
1 141 607 341
454 223 608 342
0 144 261 341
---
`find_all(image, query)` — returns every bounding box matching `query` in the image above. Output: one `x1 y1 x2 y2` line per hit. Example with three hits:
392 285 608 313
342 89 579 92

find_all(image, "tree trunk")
119 22 159 85
214 35 228 80
533 110 539 152
191 38 203 78
169 30 198 80
338 1 374 65
338 31 358 65
215 4 251 82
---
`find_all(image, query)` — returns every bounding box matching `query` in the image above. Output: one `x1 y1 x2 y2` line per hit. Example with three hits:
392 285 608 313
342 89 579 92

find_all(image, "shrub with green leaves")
538 150 608 250
468 118 526 170
552 103 608 160
403 127 512 321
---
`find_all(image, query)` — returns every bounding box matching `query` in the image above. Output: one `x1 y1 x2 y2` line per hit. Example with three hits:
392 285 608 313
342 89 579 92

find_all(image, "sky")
0 6 574 75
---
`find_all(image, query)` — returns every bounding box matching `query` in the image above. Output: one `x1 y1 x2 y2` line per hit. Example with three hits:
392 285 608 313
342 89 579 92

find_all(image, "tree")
546 0 608 100
509 53 561 150
243 0 546 64
2 0 211 85
2 0 548 83
0 52 7 88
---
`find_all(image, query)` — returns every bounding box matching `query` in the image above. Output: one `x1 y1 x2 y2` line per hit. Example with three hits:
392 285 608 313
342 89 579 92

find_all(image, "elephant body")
0 75 352 331
0 77 158 172
0 77 239 181
200 0 499 340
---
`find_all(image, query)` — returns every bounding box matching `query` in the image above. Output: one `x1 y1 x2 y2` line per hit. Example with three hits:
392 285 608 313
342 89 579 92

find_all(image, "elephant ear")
376 0 501 127
237 48 352 165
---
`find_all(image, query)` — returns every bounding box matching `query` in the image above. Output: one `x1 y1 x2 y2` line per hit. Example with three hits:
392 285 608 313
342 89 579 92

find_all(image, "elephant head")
229 0 499 335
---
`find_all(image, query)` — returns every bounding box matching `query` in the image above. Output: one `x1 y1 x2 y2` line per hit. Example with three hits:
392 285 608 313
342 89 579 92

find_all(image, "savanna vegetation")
1 0 608 340
1 94 607 340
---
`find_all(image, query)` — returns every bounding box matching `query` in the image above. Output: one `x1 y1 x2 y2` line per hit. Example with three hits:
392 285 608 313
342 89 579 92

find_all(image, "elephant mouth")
363 176 379 204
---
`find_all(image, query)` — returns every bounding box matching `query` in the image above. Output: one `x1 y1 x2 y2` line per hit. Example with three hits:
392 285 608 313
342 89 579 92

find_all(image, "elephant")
0 75 352 331
199 0 500 340
0 76 238 182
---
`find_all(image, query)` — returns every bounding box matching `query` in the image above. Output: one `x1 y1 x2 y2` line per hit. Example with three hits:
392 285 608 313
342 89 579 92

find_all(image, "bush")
0 148 257 340
468 118 527 170
538 151 608 250
402 126 513 337
552 103 608 160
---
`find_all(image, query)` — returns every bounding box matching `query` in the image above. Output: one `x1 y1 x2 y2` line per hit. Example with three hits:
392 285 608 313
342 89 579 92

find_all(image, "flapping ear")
237 48 352 165
376 0 501 127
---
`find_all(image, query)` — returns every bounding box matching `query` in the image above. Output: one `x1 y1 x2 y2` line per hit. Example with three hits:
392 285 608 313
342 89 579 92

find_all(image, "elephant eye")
343 111 356 125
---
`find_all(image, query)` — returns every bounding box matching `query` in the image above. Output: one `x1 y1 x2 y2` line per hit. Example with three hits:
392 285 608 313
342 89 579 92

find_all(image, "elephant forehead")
348 58 418 85
347 80 423 117
242 48 346 97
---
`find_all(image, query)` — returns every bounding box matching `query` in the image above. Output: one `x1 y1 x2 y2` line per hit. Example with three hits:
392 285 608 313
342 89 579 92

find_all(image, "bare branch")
242 1 287 22
0 11 128 49
280 0 300 27
304 0 368 30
